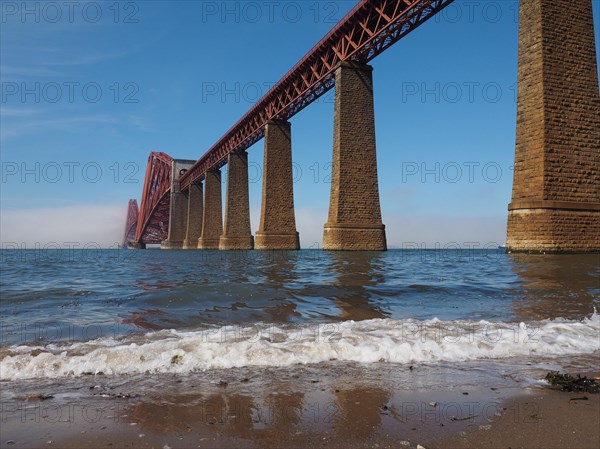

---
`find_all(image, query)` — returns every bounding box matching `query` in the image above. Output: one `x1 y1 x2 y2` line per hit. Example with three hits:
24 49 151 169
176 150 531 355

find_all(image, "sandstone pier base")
323 62 386 251
220 152 254 250
183 182 203 250
198 170 223 250
255 120 300 250
506 0 600 252
161 159 195 250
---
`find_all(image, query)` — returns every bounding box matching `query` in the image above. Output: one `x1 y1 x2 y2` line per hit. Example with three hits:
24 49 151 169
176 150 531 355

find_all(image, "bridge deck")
179 0 454 191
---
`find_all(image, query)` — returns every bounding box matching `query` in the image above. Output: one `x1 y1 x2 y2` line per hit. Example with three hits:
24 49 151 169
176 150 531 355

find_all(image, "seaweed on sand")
545 372 600 393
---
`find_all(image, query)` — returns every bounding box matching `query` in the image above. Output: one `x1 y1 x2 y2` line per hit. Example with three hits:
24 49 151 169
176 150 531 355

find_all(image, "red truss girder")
180 0 454 191
135 152 173 244
121 199 139 248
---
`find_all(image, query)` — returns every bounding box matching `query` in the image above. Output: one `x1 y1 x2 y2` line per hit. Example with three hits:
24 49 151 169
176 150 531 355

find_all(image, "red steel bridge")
128 152 173 246
123 0 454 247
121 199 139 248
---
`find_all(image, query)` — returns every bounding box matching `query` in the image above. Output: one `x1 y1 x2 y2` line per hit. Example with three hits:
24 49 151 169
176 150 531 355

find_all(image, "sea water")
1 249 598 382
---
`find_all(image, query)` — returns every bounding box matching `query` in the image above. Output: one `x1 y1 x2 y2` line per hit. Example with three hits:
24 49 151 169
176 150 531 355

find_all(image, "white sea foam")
1 312 599 380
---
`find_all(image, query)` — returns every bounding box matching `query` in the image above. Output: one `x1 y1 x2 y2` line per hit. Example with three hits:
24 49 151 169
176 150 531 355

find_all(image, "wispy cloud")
125 114 154 132
1 39 145 84
0 64 67 79
0 114 119 141
0 107 45 118
46 49 137 67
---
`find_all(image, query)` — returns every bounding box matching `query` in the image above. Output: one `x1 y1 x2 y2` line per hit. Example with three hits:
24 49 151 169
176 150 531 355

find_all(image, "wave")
1 312 598 380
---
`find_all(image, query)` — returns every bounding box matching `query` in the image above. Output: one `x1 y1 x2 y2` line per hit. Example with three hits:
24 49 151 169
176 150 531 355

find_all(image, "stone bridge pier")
161 159 196 250
141 0 599 254
255 120 300 250
323 61 387 251
506 0 600 252
220 151 254 250
183 181 203 250
166 61 390 252
198 169 223 250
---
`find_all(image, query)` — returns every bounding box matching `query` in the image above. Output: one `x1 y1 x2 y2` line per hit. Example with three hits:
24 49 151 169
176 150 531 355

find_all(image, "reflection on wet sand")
127 392 311 447
0 361 553 449
509 254 600 320
333 387 390 439
99 369 500 449
124 386 394 447
129 392 257 437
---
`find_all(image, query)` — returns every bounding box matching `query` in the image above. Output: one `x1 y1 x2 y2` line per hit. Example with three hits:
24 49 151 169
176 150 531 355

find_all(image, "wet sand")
433 389 600 449
2 365 598 449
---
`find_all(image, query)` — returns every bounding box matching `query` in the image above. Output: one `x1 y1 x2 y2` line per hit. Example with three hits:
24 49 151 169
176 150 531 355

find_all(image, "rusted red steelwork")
130 0 454 242
179 0 454 190
135 152 173 244
121 199 139 248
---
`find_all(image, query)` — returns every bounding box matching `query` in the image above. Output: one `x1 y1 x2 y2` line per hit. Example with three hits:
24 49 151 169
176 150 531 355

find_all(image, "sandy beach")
2 365 598 449
434 388 600 449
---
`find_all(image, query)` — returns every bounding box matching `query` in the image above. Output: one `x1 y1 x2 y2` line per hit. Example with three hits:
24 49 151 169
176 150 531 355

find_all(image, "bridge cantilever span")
121 199 139 248
125 0 454 251
124 0 599 252
179 0 454 191
133 152 173 248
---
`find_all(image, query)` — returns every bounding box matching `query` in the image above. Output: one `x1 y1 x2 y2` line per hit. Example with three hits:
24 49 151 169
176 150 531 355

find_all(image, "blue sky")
1 1 599 248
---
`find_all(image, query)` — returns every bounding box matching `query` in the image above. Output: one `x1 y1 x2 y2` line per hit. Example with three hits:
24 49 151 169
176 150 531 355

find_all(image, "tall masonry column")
183 182 203 250
220 151 254 250
323 61 387 251
255 120 300 250
198 169 223 250
161 159 196 250
507 0 600 252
